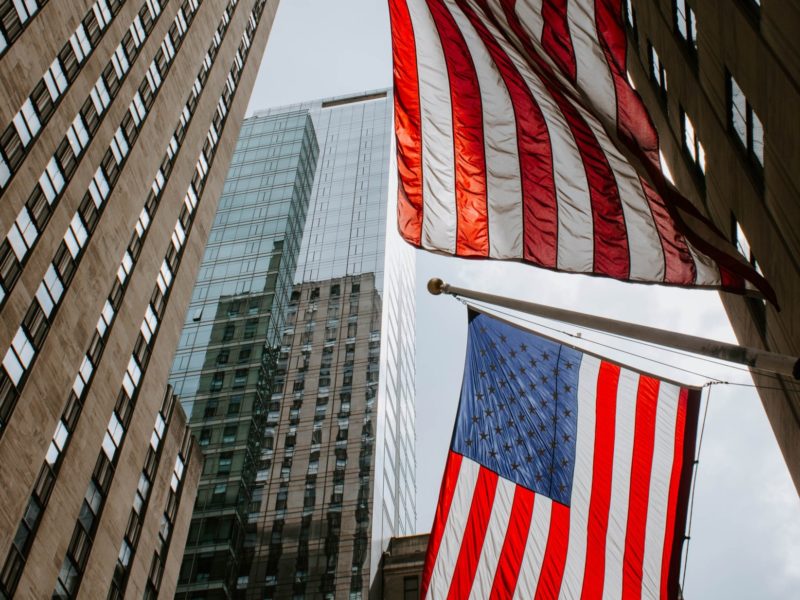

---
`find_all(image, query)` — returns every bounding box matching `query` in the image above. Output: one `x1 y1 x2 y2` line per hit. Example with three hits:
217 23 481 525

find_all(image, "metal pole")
427 278 800 380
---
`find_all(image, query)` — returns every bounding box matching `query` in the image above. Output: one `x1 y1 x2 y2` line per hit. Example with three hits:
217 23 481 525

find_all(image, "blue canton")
452 311 582 506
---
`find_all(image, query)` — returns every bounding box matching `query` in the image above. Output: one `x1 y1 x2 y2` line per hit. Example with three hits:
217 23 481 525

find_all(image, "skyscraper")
170 108 319 596
171 89 416 599
621 0 800 490
0 0 282 596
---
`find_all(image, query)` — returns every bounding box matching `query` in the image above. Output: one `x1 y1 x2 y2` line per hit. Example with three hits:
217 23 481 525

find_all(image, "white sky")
249 1 799 597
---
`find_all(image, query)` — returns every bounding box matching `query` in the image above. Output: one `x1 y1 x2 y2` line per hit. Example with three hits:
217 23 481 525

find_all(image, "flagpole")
427 278 800 380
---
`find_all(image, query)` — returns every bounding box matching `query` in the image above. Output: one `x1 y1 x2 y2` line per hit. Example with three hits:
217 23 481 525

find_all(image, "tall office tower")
251 90 416 599
0 0 281 597
621 1 800 489
170 109 318 597
171 90 416 599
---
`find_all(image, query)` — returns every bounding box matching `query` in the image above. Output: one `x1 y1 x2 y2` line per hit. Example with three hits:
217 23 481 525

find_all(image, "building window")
233 369 247 388
680 108 705 178
674 0 697 53
648 42 668 104
623 0 637 40
731 215 766 334
13 99 40 146
404 576 419 600
727 72 764 177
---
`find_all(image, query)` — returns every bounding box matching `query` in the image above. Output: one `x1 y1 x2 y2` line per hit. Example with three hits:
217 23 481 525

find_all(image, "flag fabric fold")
389 0 776 304
421 310 700 599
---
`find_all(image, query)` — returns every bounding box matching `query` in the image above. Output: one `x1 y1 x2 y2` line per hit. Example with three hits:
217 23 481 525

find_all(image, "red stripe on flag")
659 388 686 599
665 388 700 599
621 376 661 600
447 467 499 599
489 486 535 599
580 361 621 600
542 0 577 81
463 0 558 267
535 500 570 599
500 0 630 279
593 0 659 169
425 0 490 256
389 0 424 245
421 451 464 599
638 177 696 285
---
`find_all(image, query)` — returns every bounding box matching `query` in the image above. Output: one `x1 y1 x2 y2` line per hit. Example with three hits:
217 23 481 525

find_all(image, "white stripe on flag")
515 0 545 46
406 0 458 254
567 0 617 131
484 0 595 273
512 494 553 599
602 369 640 600
640 382 681 599
559 355 601 599
468 477 517 599
446 0 523 259
426 457 481 600
686 239 722 286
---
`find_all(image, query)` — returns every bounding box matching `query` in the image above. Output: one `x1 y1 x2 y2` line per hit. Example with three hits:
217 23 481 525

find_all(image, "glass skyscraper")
251 90 417 598
170 110 318 597
170 89 415 599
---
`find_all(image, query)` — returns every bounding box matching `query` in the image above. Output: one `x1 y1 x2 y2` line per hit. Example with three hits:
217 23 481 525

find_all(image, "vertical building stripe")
447 467 499 599
389 0 424 245
425 0 490 256
580 361 620 600
405 0 458 254
468 477 517 599
489 486 535 599
559 356 601 599
421 451 465 599
621 376 661 600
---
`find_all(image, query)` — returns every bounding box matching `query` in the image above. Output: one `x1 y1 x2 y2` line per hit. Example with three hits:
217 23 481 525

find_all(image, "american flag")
389 0 775 304
422 310 700 599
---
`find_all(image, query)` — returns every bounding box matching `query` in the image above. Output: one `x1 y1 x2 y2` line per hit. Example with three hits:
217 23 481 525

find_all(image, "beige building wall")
376 534 428 600
0 0 280 596
625 0 799 490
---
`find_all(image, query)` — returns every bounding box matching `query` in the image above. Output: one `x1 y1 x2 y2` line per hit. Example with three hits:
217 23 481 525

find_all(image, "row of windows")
142 431 191 599
53 1 266 593
0 19 218 577
0 0 174 310
0 0 131 192
0 142 173 597
0 0 260 591
108 391 176 599
0 0 207 438
0 0 49 57
633 4 765 187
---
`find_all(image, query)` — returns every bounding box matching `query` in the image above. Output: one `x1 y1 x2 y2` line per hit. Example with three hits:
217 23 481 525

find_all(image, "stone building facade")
623 0 800 490
0 0 282 596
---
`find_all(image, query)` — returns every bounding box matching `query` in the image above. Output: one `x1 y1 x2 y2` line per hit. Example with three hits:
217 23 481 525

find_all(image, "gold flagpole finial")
427 278 446 295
